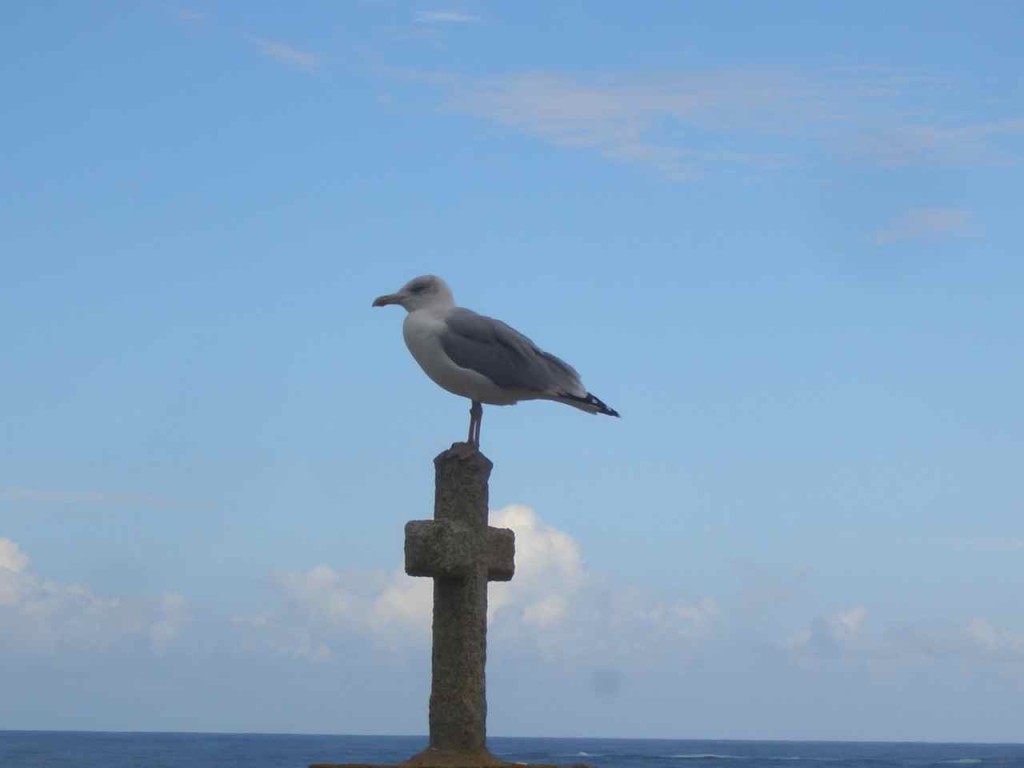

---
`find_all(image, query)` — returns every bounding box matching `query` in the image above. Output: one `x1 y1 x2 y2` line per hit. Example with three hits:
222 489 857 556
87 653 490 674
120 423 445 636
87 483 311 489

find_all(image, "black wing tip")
589 393 620 417
562 391 620 418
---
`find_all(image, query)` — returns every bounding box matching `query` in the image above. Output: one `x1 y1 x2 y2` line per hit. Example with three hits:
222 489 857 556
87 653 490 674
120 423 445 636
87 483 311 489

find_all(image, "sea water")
0 732 1021 768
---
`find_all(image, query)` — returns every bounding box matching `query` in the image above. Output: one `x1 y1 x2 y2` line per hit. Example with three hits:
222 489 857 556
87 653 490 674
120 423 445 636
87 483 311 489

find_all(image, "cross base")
404 746 507 766
310 742 592 767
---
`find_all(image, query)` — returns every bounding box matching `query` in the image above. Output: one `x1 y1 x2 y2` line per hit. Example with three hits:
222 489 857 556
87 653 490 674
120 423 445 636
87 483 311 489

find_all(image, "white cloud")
369 572 432 629
521 594 567 626
875 207 972 244
276 564 431 633
490 507 717 664
237 509 1020 675
0 539 30 606
240 565 431 660
4 507 716 669
415 10 480 24
243 505 718 664
786 605 869 659
0 539 189 654
232 611 333 663
963 618 1024 660
150 593 190 653
251 504 584 660
279 564 358 621
833 605 868 636
489 504 582 626
246 36 320 74
493 583 720 672
0 538 29 576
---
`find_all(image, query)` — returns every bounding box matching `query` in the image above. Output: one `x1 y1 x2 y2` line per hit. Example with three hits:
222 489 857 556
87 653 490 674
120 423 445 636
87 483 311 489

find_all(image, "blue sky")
2 0 1023 742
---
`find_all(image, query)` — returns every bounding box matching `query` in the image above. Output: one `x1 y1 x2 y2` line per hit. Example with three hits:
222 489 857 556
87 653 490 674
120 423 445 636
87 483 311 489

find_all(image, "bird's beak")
372 293 403 307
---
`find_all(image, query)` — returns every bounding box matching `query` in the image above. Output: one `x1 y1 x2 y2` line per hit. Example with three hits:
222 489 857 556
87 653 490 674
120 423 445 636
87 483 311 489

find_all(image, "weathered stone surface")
312 442 564 768
405 523 515 581
400 442 516 761
403 746 506 767
485 528 514 582
405 520 475 577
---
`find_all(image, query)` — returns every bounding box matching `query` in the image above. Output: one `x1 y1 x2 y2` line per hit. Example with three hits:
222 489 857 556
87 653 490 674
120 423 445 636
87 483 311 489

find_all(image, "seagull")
373 275 619 446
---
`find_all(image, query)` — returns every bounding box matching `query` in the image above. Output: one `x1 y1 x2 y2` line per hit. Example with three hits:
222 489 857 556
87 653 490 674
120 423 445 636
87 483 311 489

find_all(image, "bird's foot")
450 441 480 459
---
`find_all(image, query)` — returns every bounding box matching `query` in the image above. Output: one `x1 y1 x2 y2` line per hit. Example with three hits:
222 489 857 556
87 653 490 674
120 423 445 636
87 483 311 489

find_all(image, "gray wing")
441 308 584 396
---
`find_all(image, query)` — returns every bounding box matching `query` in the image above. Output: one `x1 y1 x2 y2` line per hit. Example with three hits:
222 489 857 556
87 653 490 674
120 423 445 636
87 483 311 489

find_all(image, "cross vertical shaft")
404 444 515 766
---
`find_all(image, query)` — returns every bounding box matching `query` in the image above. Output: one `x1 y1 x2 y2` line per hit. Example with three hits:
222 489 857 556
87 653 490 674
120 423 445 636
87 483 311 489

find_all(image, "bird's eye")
410 283 425 294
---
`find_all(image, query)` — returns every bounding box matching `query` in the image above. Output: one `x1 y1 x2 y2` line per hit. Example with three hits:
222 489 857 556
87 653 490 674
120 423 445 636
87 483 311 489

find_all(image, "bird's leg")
467 400 482 447
472 401 483 446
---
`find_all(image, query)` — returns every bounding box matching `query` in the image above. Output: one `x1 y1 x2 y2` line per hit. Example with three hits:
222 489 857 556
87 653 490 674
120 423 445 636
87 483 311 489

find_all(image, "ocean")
0 733 1022 768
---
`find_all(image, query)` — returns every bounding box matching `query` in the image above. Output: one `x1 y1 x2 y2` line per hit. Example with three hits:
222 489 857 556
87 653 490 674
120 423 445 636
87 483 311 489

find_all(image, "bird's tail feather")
556 391 620 417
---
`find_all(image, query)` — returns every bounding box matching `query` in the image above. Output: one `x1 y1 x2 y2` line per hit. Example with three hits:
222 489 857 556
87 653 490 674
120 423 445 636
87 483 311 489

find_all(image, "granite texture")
402 443 515 759
313 443 545 768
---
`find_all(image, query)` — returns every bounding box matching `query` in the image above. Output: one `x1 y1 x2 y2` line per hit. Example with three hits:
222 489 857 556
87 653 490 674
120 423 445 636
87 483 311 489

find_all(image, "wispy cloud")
875 207 972 244
407 67 1024 180
0 486 172 506
415 10 480 24
786 607 1024 667
438 70 804 179
246 36 321 74
954 536 1024 553
169 6 205 24
855 118 1024 168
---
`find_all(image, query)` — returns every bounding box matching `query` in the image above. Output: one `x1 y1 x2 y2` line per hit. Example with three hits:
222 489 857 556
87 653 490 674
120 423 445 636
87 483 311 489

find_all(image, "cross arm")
405 520 515 581
485 527 514 582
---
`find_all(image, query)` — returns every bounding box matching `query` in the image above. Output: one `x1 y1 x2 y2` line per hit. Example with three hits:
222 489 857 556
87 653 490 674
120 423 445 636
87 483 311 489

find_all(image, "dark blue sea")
1 732 1021 768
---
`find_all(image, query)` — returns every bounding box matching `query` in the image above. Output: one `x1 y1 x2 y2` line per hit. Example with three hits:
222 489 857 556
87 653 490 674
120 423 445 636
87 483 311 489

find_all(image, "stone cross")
403 444 515 767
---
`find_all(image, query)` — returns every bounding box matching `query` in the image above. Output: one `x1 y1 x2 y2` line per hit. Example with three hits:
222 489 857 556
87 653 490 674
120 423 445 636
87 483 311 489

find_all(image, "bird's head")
372 275 455 313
